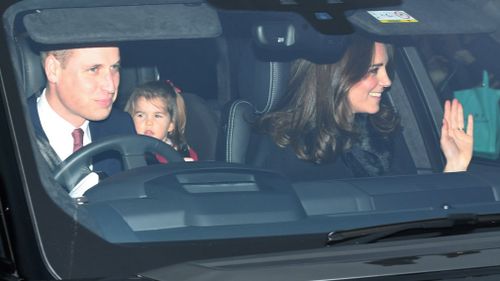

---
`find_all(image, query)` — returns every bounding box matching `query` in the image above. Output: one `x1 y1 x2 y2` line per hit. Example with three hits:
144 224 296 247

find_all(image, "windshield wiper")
326 213 500 246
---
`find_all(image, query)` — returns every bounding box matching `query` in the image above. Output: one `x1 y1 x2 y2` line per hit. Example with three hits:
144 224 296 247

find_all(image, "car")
1 0 500 280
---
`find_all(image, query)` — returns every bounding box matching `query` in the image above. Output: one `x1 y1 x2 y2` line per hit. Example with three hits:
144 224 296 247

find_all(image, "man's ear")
44 55 61 83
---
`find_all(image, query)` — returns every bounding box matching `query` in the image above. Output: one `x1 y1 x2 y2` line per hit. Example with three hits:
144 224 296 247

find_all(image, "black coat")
248 118 416 182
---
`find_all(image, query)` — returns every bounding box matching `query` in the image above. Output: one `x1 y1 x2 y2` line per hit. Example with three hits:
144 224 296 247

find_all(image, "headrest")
238 43 290 113
241 14 347 113
251 14 349 63
115 66 159 111
17 35 46 97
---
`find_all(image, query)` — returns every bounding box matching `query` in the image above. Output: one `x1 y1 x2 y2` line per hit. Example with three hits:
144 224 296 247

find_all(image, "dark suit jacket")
28 93 136 176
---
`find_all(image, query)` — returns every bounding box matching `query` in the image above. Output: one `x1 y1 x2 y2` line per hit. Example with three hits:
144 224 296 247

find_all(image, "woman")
250 35 473 181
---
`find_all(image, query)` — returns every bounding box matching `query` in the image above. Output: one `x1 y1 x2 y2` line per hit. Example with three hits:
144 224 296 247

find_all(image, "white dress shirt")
37 90 91 161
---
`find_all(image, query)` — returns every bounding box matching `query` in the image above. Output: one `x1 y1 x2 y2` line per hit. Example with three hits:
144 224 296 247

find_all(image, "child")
125 80 198 162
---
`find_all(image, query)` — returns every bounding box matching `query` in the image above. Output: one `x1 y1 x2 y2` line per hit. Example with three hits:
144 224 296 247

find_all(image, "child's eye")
135 113 144 118
154 114 164 119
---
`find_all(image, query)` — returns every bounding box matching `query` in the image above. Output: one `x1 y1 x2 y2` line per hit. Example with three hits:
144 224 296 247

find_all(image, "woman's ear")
44 55 61 83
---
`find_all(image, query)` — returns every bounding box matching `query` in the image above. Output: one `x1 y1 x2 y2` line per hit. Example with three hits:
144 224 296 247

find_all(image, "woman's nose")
379 68 392 88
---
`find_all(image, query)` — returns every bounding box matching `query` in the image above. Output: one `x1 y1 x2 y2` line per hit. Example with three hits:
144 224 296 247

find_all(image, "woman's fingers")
443 99 473 139
456 99 465 129
450 99 459 129
443 100 451 125
441 117 448 140
441 99 473 173
467 113 474 137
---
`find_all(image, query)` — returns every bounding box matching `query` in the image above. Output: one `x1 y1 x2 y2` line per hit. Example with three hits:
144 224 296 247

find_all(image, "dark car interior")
7 0 500 229
3 0 500 278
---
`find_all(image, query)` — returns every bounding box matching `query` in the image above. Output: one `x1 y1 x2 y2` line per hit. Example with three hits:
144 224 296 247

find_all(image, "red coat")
155 147 198 164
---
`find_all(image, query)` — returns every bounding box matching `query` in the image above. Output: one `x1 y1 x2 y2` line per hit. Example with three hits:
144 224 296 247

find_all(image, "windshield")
1 0 500 279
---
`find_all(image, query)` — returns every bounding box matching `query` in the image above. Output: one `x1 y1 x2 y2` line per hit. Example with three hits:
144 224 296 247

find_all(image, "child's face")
132 96 174 142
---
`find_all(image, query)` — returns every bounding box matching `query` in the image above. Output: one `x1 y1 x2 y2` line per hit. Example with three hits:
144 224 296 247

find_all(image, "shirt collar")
37 89 91 161
37 89 90 133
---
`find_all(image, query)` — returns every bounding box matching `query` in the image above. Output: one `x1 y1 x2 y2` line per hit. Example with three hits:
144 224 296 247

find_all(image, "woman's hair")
257 35 399 164
125 80 188 150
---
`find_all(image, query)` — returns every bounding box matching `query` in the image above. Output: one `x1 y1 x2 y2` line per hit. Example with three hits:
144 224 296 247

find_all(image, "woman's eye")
368 67 379 75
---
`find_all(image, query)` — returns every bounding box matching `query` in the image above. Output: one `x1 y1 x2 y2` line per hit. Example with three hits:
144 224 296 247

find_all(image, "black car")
1 0 500 280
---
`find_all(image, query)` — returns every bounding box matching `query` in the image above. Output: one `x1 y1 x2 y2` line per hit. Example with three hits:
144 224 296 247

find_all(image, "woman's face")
347 42 391 114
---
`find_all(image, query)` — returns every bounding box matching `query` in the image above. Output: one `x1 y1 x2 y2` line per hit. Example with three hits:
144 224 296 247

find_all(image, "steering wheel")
54 134 183 192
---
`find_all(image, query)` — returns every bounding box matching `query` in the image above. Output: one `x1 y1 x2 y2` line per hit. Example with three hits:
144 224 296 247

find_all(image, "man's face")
45 46 120 127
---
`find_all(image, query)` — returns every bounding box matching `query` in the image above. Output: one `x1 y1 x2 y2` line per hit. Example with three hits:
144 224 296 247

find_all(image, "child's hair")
125 80 188 151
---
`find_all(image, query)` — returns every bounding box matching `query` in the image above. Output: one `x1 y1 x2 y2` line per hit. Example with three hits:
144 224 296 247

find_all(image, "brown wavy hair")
257 35 399 164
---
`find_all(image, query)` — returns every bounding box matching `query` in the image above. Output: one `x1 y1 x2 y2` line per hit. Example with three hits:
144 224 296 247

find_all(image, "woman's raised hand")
441 99 474 172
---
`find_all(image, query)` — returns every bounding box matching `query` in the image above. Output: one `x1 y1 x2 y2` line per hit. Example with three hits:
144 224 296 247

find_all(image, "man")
28 45 136 178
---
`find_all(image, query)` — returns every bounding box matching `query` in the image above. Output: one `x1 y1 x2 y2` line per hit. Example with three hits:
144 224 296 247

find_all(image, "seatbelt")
36 134 62 172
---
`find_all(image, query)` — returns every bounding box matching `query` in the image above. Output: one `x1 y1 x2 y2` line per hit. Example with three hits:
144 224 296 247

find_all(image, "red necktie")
72 128 84 152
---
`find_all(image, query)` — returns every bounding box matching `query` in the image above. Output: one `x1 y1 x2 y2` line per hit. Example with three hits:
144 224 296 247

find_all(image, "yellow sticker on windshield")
368 11 418 23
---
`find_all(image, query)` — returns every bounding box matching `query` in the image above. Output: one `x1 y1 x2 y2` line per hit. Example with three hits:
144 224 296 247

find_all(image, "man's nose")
101 70 118 93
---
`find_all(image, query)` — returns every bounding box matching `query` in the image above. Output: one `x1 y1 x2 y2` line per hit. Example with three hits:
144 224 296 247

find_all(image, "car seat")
117 42 220 161
217 14 353 164
217 42 290 163
16 34 46 98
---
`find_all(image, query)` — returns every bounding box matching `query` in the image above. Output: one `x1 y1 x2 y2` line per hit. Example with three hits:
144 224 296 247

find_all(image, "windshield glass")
2 0 500 279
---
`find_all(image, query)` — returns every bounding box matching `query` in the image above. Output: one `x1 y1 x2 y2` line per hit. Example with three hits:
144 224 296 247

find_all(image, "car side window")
416 34 500 162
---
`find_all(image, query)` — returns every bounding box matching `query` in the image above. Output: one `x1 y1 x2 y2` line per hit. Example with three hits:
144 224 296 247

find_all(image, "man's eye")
111 64 121 72
88 66 99 73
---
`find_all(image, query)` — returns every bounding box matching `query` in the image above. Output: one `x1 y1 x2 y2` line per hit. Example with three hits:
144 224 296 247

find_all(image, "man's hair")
40 49 72 68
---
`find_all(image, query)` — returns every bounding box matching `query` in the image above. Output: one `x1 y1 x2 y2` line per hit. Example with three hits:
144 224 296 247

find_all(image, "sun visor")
23 3 221 45
347 0 497 36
